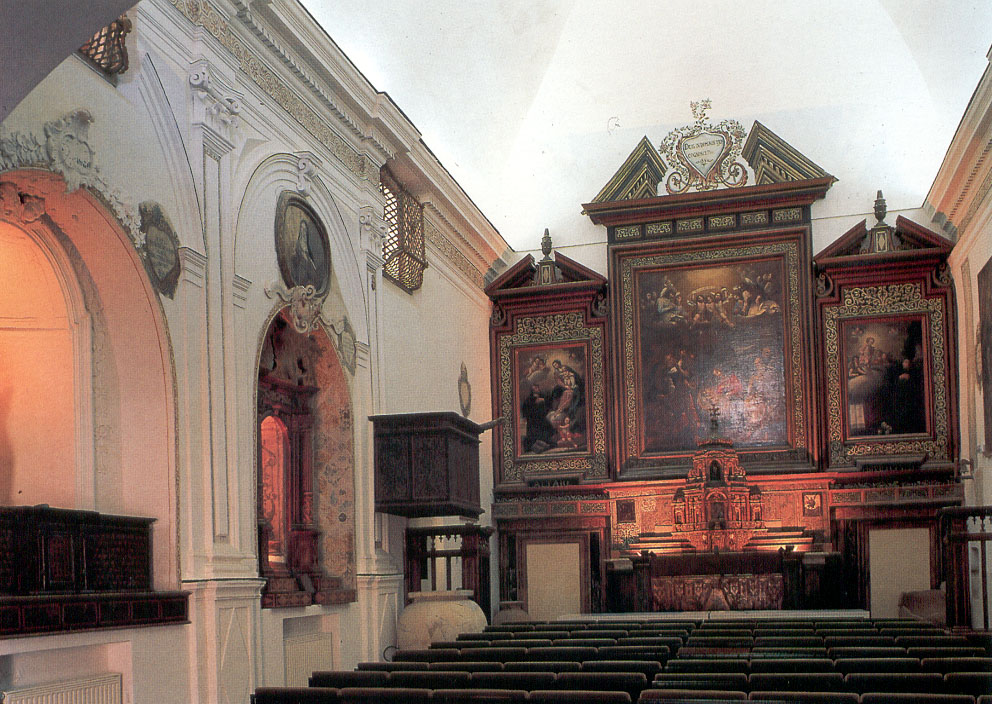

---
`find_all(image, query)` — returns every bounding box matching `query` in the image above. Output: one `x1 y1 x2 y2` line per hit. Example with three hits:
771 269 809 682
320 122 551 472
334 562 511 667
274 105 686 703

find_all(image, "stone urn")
493 600 530 625
395 589 487 650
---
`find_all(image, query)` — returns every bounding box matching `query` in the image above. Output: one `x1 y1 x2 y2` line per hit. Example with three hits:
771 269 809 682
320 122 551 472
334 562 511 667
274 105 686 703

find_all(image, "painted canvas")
636 258 788 451
515 343 589 456
841 318 928 437
980 257 992 452
275 192 331 296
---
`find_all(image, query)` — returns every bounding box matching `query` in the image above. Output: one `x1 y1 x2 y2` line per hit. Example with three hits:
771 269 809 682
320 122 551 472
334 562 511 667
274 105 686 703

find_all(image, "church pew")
307 671 386 689
252 687 339 703
458 647 529 661
945 672 992 697
355 661 428 671
747 692 859 704
428 661 505 672
581 660 664 678
747 658 834 673
595 646 672 662
386 670 471 689
908 646 987 659
577 630 630 639
524 646 598 662
503 661 581 672
529 691 632 703
897 635 973 648
465 671 556 690
555 671 649 700
921 657 992 674
751 637 822 648
832 657 920 673
664 658 749 673
828 647 907 659
393 647 462 662
432 689 527 703
859 694 976 704
844 671 946 693
337 687 431 703
746 672 845 692
652 672 749 691
552 638 617 648
638 688 747 701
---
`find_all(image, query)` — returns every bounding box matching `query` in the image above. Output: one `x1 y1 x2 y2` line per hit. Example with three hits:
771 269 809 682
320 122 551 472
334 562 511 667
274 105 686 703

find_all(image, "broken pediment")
589 136 668 203
741 121 833 185
815 192 953 264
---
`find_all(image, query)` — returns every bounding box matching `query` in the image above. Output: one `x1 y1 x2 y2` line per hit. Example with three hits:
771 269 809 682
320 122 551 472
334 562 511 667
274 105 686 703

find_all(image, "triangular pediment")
742 121 832 185
815 214 953 263
485 251 607 296
591 136 668 203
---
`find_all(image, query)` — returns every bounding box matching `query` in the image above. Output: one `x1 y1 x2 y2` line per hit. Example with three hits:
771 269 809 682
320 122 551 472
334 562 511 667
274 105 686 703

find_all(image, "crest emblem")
661 100 748 194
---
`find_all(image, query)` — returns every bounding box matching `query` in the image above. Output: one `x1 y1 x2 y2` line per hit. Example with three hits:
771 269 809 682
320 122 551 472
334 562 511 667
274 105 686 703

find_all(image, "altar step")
627 526 814 554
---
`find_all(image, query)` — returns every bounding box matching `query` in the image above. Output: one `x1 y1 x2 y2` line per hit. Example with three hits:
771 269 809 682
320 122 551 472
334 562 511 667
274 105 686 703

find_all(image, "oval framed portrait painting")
275 192 331 297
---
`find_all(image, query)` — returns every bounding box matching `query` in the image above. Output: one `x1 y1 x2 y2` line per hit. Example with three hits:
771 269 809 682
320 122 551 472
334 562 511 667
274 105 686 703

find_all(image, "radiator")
0 673 122 704
283 633 334 687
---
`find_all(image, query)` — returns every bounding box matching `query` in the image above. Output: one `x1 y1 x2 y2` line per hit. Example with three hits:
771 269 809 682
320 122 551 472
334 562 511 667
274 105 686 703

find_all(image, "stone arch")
256 308 356 600
234 152 369 343
0 168 179 588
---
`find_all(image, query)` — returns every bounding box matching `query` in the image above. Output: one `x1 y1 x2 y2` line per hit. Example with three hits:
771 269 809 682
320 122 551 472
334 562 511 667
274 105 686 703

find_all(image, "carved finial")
709 403 720 433
874 190 887 224
541 228 553 261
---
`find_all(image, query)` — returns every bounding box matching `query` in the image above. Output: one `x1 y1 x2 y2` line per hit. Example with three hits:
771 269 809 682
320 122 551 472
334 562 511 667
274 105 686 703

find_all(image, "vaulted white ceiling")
303 3 989 251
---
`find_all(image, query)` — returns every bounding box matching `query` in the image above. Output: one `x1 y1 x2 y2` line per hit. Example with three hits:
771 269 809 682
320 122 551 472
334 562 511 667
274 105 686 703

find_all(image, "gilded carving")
618 241 807 462
823 283 948 462
497 312 607 482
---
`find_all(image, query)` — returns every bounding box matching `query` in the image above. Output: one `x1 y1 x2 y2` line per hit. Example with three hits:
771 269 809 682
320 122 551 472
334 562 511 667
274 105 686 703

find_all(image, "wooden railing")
939 505 992 629
0 505 187 636
405 524 494 621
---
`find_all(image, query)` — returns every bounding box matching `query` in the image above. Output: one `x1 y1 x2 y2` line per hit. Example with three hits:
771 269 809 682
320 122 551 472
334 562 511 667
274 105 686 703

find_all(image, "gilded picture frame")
823 283 948 464
613 236 810 473
496 312 608 483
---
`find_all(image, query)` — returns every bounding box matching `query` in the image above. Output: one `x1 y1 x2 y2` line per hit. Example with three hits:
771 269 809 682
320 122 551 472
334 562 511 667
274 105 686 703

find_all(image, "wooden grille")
380 170 427 292
78 15 132 77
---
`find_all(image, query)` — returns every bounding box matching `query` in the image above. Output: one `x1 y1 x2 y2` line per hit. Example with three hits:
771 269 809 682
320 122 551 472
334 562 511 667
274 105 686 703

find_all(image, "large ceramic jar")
493 600 530 625
395 589 488 650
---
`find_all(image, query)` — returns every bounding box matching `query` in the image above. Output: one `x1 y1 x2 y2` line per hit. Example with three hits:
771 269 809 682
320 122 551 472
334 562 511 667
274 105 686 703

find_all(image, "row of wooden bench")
251 685 992 704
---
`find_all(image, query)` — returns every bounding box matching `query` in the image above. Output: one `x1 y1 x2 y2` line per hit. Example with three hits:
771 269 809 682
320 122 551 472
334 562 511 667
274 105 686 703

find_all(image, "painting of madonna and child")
842 318 928 437
636 259 789 452
515 343 588 455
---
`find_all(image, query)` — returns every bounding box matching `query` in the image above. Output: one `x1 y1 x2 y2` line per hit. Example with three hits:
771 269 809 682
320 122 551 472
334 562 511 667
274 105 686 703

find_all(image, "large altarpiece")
488 110 963 614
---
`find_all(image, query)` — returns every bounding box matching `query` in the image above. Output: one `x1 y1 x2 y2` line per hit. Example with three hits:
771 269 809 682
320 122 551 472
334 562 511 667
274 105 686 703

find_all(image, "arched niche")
0 169 179 588
256 310 356 607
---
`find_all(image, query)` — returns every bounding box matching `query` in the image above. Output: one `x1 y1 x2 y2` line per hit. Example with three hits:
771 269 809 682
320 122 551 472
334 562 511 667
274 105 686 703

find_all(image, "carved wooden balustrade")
0 505 187 636
404 524 494 622
940 505 992 630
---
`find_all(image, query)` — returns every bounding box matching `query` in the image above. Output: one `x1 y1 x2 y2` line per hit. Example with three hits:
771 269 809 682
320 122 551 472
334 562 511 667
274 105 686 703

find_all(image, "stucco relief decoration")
327 316 358 375
0 181 45 224
660 100 748 195
0 110 142 245
265 282 326 334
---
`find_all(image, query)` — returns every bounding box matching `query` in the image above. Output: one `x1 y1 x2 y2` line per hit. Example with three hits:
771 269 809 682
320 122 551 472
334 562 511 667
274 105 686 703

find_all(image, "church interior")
2 1 992 702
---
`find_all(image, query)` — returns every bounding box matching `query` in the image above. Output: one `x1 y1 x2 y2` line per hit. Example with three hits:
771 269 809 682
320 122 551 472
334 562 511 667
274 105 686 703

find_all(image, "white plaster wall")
869 527 932 619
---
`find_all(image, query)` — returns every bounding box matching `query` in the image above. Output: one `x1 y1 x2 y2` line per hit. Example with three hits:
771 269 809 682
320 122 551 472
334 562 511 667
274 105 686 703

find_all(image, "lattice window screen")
380 170 427 292
78 15 133 77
